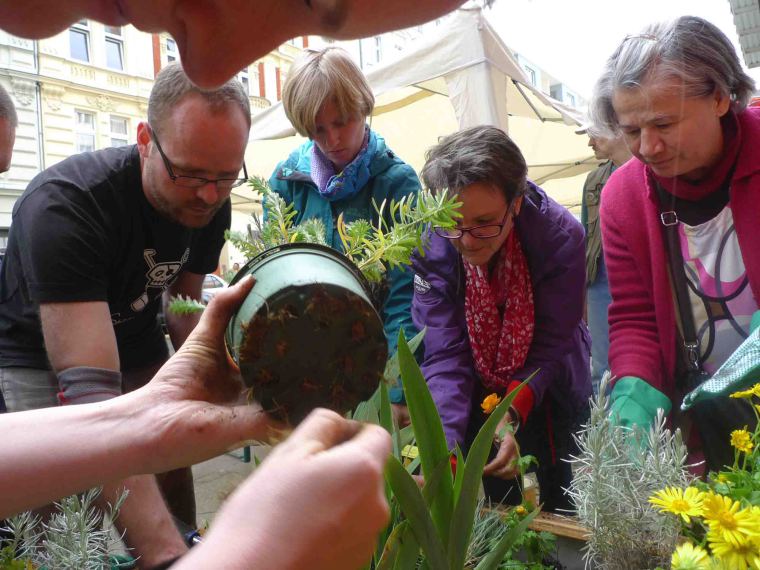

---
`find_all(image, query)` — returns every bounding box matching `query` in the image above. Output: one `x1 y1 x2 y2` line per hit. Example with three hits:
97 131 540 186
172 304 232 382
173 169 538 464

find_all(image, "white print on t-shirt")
129 248 190 313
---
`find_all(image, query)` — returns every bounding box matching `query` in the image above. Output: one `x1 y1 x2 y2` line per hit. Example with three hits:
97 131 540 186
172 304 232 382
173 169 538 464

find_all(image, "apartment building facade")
0 24 306 248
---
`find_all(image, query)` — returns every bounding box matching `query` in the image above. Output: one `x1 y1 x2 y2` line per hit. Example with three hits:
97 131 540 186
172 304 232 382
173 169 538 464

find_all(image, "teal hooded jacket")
268 133 421 403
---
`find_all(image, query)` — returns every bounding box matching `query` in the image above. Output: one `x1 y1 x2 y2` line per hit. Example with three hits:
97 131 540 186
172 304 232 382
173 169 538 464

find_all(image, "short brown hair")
148 62 251 133
422 126 527 204
282 47 374 138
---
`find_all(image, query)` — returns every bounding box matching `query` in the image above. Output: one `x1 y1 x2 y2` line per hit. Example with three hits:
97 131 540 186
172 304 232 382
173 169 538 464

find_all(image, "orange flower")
481 393 502 414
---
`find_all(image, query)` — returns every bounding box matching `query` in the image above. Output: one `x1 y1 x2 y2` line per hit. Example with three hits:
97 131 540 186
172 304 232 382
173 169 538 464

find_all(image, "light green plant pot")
226 243 387 423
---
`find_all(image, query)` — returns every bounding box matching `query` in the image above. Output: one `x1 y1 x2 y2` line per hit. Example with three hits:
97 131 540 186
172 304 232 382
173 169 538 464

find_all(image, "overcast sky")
484 0 759 99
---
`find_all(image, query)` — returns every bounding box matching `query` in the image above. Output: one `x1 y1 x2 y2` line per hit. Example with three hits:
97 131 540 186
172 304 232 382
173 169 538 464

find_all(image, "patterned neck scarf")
310 127 374 202
464 229 534 390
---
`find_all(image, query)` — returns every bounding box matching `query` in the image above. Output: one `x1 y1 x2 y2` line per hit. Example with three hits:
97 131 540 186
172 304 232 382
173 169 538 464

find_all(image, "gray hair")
421 125 527 203
0 83 18 128
148 62 251 132
590 16 756 134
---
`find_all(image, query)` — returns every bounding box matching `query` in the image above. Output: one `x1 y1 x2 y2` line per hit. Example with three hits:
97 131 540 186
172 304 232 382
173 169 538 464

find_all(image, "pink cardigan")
600 107 760 400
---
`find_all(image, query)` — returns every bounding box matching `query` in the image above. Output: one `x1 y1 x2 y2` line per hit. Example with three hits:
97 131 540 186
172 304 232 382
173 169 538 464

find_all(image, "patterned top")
681 205 759 374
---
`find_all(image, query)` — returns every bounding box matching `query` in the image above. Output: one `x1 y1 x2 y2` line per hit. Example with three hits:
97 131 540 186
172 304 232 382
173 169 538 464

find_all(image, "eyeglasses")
434 209 511 240
149 126 248 189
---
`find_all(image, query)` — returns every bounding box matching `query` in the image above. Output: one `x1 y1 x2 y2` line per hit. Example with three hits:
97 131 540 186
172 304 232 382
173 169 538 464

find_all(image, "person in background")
0 63 248 568
269 46 420 423
1 278 391 570
590 16 759 471
578 125 631 395
0 83 17 414
412 126 591 510
0 0 468 89
0 83 15 174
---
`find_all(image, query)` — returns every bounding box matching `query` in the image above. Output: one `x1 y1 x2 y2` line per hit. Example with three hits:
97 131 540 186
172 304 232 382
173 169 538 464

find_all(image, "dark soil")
237 283 387 424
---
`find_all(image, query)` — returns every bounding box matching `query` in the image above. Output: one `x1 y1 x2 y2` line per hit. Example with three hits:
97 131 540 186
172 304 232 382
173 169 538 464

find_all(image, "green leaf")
352 399 380 425
405 455 421 475
385 456 447 570
384 327 426 383
448 375 535 570
397 330 454 545
376 520 408 570
422 457 454 509
453 444 465 502
474 508 540 570
394 523 421 570
167 295 206 315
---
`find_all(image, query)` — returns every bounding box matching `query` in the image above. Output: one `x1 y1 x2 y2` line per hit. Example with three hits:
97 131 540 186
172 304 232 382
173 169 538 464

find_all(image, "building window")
239 67 250 95
75 110 96 153
69 20 90 62
251 66 260 97
166 37 178 63
109 115 129 147
104 25 124 70
567 93 577 107
374 36 382 64
524 65 537 87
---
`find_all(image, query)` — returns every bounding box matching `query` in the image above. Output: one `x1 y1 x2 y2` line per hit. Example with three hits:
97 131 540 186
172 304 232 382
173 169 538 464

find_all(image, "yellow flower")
701 495 760 547
515 505 527 516
481 393 502 414
701 492 727 520
731 429 754 454
650 487 704 524
707 528 760 570
731 383 760 399
671 542 711 570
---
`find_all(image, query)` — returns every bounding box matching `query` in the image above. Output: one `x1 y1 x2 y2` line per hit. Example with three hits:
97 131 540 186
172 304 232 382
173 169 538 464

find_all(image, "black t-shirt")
0 145 230 370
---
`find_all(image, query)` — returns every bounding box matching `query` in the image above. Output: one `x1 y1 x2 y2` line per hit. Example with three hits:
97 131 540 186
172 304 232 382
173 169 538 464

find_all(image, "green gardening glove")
609 376 672 429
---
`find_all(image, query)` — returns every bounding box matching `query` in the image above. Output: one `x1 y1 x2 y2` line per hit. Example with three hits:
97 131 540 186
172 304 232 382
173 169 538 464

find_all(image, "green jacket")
581 160 614 285
268 134 421 403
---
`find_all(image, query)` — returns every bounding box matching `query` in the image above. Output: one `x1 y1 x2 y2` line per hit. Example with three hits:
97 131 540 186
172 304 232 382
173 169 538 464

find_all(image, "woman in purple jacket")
412 126 592 509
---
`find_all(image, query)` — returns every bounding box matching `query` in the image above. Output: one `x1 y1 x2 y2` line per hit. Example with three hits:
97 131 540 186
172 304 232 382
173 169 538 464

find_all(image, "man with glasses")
0 63 249 569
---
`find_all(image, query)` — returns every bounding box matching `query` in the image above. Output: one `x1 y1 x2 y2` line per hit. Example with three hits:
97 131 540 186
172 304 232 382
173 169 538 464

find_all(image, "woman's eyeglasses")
434 209 511 240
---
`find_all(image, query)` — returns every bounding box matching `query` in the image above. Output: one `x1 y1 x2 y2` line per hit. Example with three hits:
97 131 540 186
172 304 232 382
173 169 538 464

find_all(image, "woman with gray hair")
411 126 591 509
591 16 759 472
269 46 421 419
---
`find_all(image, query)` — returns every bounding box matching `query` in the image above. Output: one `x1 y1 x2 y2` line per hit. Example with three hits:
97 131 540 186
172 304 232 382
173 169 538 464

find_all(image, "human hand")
177 409 392 570
124 277 277 472
392 403 411 428
482 413 519 480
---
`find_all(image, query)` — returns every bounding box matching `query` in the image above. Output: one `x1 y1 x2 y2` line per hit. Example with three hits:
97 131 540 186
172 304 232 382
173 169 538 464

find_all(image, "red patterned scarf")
464 229 534 391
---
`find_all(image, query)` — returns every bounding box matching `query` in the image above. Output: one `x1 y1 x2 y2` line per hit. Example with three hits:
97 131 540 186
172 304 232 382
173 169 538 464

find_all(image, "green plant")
375 331 541 570
467 502 556 569
647 384 760 568
566 376 689 570
227 176 461 283
170 178 460 319
0 487 129 570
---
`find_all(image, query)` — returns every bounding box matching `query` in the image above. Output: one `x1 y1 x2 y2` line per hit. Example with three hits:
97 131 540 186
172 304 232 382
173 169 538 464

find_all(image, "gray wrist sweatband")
57 366 122 405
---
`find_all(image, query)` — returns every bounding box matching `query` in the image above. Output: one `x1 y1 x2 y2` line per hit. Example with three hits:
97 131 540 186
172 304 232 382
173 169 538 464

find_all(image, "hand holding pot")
175 409 392 570
124 276 277 472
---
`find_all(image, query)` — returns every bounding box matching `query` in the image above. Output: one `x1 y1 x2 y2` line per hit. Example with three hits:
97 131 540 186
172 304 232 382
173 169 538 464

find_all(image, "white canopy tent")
232 3 597 214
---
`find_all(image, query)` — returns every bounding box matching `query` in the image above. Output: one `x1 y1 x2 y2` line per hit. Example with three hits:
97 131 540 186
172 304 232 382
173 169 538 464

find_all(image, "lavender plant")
1 487 129 570
566 376 690 569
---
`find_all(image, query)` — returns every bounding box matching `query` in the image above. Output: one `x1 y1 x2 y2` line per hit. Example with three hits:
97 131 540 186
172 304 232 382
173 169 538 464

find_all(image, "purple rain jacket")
411 183 593 449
